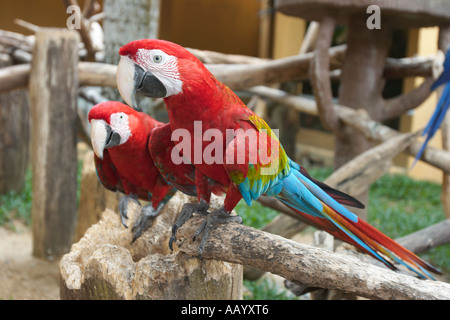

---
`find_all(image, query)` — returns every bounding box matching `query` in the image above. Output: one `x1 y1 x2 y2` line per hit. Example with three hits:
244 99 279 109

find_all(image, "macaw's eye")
153 55 163 63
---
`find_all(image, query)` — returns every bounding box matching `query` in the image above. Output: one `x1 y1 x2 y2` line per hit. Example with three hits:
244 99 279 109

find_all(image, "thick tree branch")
381 77 434 121
383 55 434 78
309 16 340 131
172 216 450 300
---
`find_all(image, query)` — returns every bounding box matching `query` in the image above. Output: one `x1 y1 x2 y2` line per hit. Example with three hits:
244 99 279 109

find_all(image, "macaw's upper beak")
90 119 121 160
116 56 167 111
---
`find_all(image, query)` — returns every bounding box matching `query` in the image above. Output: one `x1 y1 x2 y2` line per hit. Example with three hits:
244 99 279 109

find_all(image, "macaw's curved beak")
116 56 167 111
90 119 121 160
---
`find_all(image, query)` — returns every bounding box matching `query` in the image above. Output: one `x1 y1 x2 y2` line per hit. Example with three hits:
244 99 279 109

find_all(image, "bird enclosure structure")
1 0 450 300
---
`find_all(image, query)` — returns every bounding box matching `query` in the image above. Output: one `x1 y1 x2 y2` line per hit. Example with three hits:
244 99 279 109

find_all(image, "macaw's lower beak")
116 56 167 111
90 119 121 160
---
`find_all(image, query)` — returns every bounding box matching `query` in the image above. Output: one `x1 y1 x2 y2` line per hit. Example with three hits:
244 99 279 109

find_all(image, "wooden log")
60 193 243 300
29 28 79 260
173 216 450 300
0 54 29 194
397 219 450 254
0 64 30 92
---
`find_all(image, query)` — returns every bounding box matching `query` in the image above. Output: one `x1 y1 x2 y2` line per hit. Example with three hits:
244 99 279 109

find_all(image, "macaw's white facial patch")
110 112 132 144
135 49 183 97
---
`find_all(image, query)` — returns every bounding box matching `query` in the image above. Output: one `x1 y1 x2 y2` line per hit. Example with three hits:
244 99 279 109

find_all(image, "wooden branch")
397 219 450 254
381 77 434 121
286 220 450 299
309 16 340 131
187 48 268 65
0 63 30 92
248 86 450 174
14 19 40 33
207 45 346 90
383 55 434 78
299 21 320 54
173 216 450 300
0 62 117 93
78 62 117 87
82 0 96 18
0 29 34 52
326 131 420 195
79 87 109 105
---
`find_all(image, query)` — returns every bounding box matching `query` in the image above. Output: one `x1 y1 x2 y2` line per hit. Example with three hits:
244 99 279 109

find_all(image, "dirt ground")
0 222 60 300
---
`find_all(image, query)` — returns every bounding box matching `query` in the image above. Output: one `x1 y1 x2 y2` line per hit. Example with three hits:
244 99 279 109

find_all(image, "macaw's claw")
169 200 209 251
118 194 140 228
193 207 242 259
131 203 164 243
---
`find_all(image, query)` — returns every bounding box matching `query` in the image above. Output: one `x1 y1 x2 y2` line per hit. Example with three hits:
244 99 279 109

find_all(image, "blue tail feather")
276 173 394 268
413 48 450 166
412 82 450 166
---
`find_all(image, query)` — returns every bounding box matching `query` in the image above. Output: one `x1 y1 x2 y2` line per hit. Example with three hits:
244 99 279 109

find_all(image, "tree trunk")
60 193 243 300
102 0 160 116
336 16 392 219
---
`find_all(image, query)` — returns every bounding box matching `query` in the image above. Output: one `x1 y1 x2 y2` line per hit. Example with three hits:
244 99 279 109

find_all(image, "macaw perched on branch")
88 101 196 241
116 39 441 279
413 48 450 166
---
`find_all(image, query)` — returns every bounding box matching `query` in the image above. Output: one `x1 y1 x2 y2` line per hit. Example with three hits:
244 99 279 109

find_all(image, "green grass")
368 173 450 272
0 168 33 228
244 278 298 300
0 160 83 230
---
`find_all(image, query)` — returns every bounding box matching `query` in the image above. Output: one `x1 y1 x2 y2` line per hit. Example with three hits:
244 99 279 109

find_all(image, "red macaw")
116 39 441 279
89 101 196 241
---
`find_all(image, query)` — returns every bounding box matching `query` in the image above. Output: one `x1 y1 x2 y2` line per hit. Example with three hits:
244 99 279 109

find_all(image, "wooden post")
29 28 79 260
439 26 450 219
0 54 30 194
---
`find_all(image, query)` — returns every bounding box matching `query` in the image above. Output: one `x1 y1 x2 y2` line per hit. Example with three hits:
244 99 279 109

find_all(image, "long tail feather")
276 171 441 279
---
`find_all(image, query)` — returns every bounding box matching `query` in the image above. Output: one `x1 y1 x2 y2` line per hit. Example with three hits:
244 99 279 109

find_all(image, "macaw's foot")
131 203 164 243
169 200 209 251
193 207 242 258
118 194 140 228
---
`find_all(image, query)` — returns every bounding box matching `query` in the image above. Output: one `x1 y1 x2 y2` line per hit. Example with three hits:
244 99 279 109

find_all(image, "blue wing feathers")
413 48 450 166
